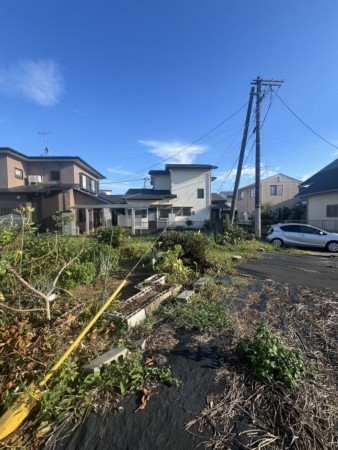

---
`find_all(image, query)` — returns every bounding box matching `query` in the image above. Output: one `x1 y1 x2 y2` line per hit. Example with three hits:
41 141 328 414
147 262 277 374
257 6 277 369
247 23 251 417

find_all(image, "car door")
298 225 327 248
279 224 302 245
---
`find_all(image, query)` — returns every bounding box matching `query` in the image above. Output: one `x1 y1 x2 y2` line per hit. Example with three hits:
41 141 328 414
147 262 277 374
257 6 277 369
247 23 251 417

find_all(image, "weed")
162 294 234 333
237 323 313 390
155 244 195 285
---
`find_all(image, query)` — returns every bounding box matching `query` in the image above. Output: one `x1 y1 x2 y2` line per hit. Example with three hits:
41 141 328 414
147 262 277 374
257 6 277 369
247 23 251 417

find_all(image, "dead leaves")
135 387 158 412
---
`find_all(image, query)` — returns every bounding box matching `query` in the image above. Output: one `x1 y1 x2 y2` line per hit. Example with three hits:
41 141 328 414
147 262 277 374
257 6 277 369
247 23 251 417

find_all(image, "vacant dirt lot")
52 258 338 450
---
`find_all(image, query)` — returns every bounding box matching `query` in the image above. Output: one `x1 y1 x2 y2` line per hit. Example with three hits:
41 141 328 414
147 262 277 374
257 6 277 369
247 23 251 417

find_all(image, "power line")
274 90 338 149
110 102 249 183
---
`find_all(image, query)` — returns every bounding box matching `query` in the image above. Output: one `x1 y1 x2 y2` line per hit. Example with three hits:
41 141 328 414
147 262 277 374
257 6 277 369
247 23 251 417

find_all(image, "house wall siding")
237 175 300 220
0 155 8 188
170 169 211 224
151 174 171 190
5 156 27 188
307 192 338 221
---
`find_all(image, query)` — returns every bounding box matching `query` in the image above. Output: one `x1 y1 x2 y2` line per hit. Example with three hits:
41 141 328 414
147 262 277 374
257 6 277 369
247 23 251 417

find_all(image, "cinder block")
126 308 146 328
135 338 147 350
144 285 181 315
82 347 128 374
176 290 194 303
194 277 207 292
232 255 242 260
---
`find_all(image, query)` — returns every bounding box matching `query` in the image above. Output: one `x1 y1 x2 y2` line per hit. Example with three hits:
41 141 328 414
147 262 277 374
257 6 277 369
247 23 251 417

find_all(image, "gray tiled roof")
299 159 338 196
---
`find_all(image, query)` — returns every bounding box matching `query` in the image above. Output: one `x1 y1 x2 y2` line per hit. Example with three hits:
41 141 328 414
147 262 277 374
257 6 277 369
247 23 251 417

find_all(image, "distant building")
236 173 301 223
299 159 338 231
116 164 217 233
0 147 109 234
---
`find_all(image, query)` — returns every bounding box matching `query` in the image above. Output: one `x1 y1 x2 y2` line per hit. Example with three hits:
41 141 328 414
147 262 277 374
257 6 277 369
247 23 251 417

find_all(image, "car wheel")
271 238 283 248
326 241 338 252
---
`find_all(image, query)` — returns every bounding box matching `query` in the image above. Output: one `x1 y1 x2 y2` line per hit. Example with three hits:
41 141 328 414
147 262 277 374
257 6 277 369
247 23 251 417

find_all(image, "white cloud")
0 59 64 106
138 139 208 164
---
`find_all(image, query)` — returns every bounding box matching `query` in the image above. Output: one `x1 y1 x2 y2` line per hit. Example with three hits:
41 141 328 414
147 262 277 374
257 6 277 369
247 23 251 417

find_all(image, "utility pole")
230 87 255 224
251 77 283 239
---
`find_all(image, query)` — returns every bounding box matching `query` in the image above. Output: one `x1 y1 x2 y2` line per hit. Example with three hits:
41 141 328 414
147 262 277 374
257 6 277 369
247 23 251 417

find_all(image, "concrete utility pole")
230 87 255 224
251 77 283 239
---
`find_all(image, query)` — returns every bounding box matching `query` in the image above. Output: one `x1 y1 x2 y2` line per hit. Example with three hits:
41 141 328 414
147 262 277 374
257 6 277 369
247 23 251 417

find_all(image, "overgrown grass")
160 279 236 333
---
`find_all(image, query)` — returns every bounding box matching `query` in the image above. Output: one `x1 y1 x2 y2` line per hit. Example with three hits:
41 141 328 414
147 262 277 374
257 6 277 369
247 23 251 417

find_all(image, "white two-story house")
116 164 217 232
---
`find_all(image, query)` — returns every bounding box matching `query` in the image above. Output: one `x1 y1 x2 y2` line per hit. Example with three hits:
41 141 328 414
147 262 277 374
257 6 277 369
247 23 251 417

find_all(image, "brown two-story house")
0 147 109 233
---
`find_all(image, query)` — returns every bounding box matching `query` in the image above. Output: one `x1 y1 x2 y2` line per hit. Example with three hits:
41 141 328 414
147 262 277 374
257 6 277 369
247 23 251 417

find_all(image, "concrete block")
82 347 128 374
194 277 207 292
135 338 147 350
176 290 194 303
144 285 182 315
126 308 146 328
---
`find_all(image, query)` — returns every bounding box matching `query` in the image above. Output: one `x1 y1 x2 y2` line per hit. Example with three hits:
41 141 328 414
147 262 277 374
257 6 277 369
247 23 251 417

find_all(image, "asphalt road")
237 251 338 290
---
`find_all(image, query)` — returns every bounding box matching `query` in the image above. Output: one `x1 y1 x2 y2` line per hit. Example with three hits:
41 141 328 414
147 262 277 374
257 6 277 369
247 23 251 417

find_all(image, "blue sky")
1 0 338 194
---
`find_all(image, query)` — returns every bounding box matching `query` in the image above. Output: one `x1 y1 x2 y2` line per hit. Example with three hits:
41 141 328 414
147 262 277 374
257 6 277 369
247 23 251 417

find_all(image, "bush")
237 323 311 390
92 226 130 248
216 220 248 246
154 244 195 285
160 231 210 268
60 261 97 290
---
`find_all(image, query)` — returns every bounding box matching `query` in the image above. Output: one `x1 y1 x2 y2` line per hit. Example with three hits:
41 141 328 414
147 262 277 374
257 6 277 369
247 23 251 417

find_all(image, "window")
270 185 283 196
238 191 244 200
159 209 170 218
14 168 23 179
197 188 204 199
79 173 98 193
172 208 182 216
280 224 301 233
250 188 255 198
50 170 60 181
135 209 147 218
327 204 338 217
182 207 192 216
300 225 326 235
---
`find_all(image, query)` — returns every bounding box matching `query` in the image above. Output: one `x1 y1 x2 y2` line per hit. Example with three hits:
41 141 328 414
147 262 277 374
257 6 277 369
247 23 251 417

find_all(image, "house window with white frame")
14 168 23 179
250 188 255 198
238 191 244 200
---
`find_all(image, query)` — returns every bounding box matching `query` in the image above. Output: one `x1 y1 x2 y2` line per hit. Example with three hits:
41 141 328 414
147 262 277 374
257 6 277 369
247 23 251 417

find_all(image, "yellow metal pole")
0 279 127 441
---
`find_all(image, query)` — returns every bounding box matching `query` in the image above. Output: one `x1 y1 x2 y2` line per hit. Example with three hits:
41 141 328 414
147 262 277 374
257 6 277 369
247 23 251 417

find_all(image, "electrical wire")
273 90 338 149
108 102 249 183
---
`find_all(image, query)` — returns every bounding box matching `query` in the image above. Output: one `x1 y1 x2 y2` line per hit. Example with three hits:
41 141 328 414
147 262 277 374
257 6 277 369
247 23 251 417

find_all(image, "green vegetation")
154 244 196 285
237 323 312 390
160 230 211 269
161 279 235 333
33 352 179 428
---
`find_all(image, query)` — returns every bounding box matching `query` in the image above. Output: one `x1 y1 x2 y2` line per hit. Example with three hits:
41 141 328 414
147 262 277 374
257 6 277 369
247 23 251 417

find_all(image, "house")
236 173 301 223
219 191 234 208
112 164 217 233
0 147 109 234
299 159 338 231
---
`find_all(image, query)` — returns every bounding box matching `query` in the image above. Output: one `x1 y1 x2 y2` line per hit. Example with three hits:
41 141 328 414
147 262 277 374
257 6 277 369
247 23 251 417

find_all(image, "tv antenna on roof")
38 131 52 156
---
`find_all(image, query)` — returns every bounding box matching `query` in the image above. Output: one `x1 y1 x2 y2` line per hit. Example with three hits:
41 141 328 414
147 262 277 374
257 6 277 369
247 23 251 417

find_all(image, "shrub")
161 231 210 268
60 261 96 290
237 323 311 390
92 226 130 248
216 220 248 246
154 244 195 285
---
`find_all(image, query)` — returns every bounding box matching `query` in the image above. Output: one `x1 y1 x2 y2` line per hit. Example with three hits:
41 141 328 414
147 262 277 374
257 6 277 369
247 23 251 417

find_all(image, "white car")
266 223 338 252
